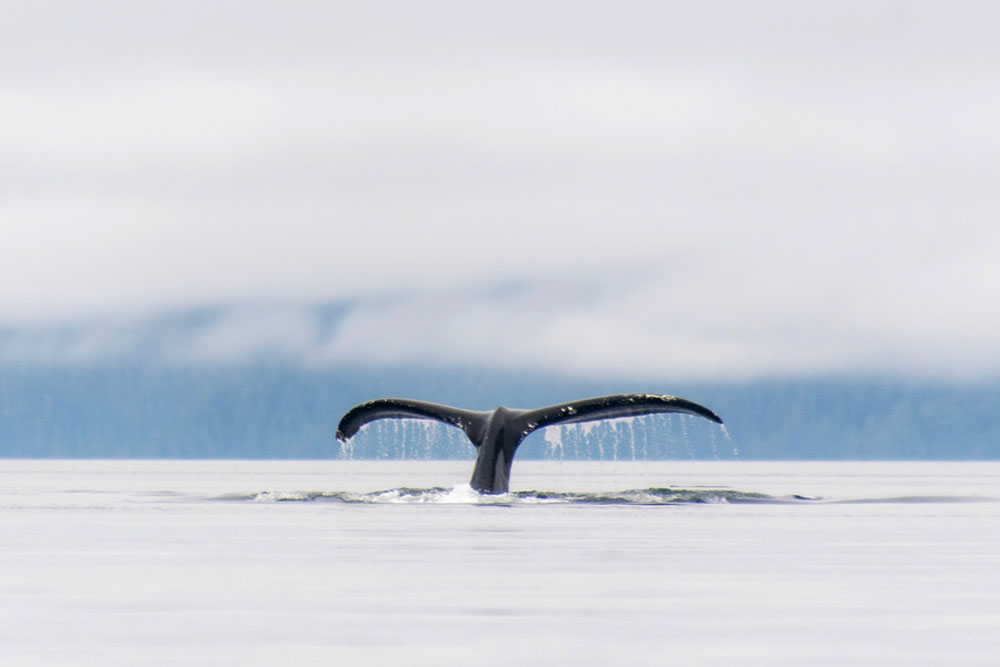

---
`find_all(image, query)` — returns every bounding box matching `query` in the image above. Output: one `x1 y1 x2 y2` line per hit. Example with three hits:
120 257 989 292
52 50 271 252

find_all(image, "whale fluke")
336 393 723 494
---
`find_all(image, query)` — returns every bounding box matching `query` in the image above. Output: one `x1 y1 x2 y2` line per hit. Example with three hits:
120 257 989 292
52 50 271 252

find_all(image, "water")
1 460 998 665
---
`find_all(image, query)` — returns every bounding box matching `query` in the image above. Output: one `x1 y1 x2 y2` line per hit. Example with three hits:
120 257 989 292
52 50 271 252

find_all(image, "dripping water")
611 420 620 462
708 426 720 461
339 436 355 460
720 423 738 458
422 421 433 460
400 420 408 460
679 416 695 459
346 414 730 462
626 418 637 461
544 425 565 460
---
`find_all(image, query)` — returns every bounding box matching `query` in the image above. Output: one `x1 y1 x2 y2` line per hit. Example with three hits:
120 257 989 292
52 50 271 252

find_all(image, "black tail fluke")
336 398 489 445
513 393 722 440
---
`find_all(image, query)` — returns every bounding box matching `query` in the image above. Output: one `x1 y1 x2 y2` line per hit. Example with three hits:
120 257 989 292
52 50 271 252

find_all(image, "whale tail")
336 393 723 493
336 398 492 445
515 393 723 431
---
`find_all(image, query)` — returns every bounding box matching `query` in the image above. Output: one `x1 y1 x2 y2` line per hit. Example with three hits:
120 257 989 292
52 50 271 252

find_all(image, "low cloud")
3 263 999 381
2 2 998 379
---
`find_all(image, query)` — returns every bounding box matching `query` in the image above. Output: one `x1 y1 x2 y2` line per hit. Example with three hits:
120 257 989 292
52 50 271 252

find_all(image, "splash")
238 486 802 506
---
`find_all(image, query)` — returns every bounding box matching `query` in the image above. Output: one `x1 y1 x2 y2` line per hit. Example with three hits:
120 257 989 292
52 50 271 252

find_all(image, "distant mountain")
2 304 997 459
1 362 997 460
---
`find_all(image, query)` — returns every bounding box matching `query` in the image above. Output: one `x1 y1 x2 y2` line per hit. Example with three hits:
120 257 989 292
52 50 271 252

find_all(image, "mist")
3 1 999 381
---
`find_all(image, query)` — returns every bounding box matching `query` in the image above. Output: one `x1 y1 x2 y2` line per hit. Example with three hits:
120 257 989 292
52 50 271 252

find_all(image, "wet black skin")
337 394 723 494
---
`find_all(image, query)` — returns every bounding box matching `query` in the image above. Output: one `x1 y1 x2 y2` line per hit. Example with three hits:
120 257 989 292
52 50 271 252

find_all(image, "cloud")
4 265 1000 381
1 1 999 378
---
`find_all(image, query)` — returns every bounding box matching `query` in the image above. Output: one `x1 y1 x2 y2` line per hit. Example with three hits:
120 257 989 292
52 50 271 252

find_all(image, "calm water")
1 460 998 665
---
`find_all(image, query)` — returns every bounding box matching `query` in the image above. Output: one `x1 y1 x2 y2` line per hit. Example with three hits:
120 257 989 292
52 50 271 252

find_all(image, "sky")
2 1 999 380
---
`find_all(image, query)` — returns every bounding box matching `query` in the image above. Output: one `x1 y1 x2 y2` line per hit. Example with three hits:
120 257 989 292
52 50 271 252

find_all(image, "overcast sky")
2 1 998 379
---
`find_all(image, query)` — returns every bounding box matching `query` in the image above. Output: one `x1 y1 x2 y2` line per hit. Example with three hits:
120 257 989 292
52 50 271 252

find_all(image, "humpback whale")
336 394 723 494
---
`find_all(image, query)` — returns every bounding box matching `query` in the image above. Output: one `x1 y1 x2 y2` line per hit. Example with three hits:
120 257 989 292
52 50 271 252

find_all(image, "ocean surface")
1 460 998 665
